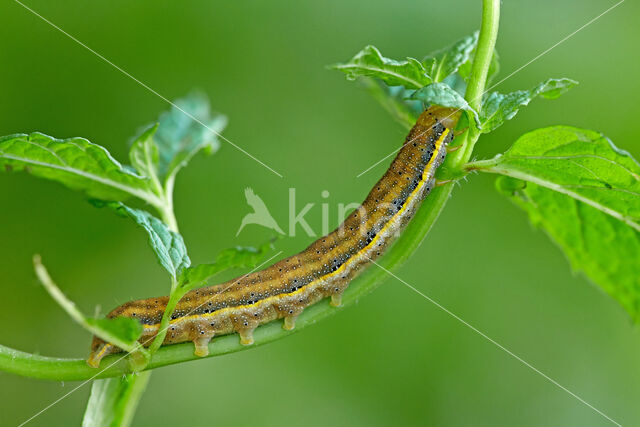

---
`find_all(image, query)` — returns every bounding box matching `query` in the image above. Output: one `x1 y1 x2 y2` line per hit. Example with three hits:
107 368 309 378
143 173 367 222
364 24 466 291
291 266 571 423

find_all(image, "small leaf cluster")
332 35 640 319
331 33 575 132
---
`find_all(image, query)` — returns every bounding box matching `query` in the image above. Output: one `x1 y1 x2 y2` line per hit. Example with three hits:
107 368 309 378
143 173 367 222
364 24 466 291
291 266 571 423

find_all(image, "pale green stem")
84 169 179 425
82 371 151 427
148 282 186 355
157 204 179 234
451 0 500 167
149 175 181 356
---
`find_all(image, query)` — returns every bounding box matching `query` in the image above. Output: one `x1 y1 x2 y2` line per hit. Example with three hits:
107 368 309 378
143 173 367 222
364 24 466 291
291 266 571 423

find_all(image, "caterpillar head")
417 106 462 131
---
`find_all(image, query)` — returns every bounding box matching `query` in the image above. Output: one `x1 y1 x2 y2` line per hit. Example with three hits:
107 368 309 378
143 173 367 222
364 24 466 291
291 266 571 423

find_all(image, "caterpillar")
88 106 461 368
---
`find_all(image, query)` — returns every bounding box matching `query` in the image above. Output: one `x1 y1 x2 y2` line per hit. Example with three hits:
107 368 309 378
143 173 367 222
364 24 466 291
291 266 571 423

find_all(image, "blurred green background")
1 0 639 425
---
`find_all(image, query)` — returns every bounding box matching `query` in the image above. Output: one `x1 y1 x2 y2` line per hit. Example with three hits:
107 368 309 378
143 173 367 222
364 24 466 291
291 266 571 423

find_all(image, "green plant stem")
83 178 180 425
157 202 179 234
454 0 500 166
82 371 151 427
159 175 179 232
148 283 185 355
0 0 500 383
151 178 182 356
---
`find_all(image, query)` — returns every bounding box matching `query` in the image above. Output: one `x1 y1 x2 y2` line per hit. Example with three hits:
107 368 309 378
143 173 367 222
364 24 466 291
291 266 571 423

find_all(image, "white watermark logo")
236 187 400 239
236 188 285 236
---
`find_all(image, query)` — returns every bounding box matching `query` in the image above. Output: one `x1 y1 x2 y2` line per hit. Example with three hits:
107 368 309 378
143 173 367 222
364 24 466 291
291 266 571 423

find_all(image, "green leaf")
333 37 481 128
0 132 161 206
360 78 421 130
83 372 150 427
411 82 479 124
33 255 143 353
480 78 578 133
469 126 640 317
129 124 160 183
468 126 640 231
486 49 500 86
496 176 640 318
115 204 191 279
182 238 276 287
423 32 479 83
330 45 431 89
86 318 144 347
153 92 227 183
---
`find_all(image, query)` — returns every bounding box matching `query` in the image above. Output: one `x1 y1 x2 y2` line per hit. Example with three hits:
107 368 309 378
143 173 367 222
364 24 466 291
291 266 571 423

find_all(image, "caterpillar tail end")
87 354 101 369
87 342 112 368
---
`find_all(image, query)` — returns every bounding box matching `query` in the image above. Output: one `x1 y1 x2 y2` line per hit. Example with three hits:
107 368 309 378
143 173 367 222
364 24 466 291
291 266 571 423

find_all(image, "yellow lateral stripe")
140 129 450 332
93 343 112 359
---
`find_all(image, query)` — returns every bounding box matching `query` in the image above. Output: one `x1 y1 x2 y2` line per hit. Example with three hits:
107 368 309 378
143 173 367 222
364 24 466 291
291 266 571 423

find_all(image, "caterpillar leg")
193 336 212 357
239 329 255 346
446 144 462 153
87 343 113 368
330 293 343 307
452 128 467 138
283 314 298 330
435 178 454 187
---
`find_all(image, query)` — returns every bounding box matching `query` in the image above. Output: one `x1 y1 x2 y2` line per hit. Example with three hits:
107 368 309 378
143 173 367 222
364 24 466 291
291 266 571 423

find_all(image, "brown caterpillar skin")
88 106 461 367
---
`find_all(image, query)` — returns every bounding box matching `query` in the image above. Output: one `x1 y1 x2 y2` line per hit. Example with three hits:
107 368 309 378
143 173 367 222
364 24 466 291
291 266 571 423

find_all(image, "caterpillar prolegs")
88 106 461 368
